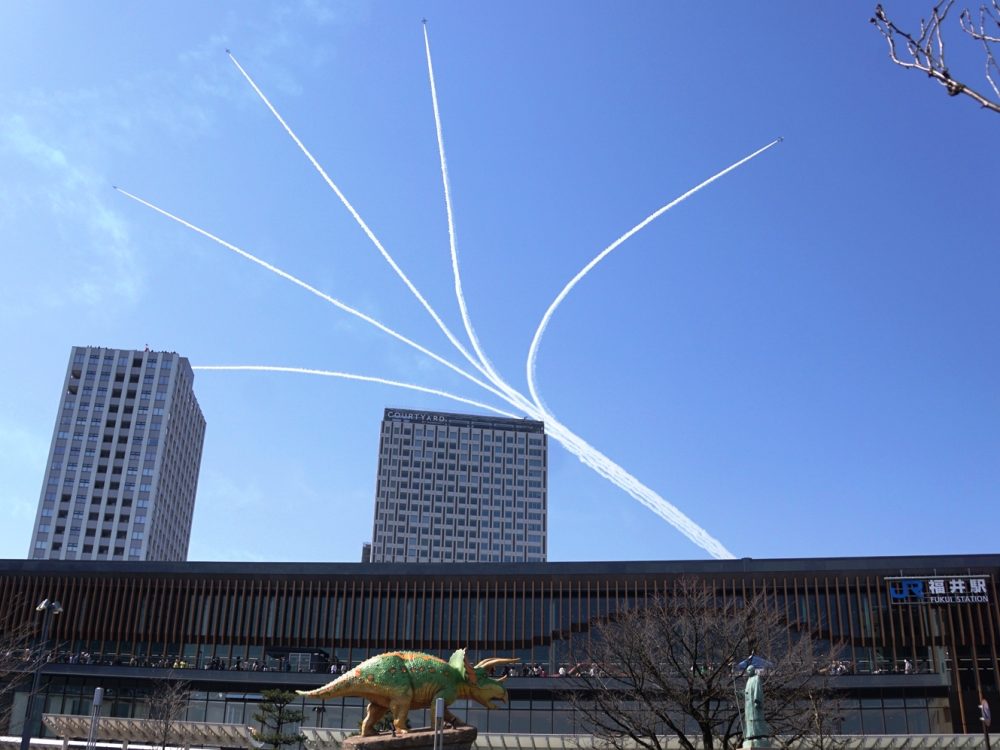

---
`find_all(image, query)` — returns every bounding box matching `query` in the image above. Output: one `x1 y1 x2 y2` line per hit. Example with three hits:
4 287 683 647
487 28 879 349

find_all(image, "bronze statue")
743 665 770 747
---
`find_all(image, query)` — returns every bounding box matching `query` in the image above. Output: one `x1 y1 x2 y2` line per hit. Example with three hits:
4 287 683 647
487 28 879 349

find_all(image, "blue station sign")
885 575 991 604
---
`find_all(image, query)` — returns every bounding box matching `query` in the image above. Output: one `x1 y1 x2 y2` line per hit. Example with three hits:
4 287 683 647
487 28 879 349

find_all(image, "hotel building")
369 408 547 563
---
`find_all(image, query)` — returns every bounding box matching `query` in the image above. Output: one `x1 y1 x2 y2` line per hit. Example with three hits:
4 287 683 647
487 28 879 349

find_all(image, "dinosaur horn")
474 657 521 671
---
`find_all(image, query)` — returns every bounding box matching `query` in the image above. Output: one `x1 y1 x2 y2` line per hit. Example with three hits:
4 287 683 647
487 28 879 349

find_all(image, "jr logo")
889 579 925 601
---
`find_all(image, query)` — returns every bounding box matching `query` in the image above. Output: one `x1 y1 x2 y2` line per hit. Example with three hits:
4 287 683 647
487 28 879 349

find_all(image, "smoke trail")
118 175 738 558
193 365 521 418
113 186 508 404
226 51 494 385
543 418 735 559
196 365 732 557
525 138 783 413
195 367 729 555
421 23 523 407
122 47 749 560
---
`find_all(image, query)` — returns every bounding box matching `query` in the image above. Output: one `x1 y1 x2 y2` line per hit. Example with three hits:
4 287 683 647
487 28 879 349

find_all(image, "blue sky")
1 1 997 563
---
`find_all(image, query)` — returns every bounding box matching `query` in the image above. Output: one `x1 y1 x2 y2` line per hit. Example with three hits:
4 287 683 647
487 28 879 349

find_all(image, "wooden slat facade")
0 555 997 735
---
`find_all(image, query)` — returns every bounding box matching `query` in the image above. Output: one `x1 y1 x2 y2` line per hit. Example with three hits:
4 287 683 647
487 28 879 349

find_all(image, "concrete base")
742 740 772 749
343 725 478 750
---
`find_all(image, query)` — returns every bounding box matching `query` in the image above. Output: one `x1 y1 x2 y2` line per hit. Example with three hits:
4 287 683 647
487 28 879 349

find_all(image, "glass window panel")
113 699 133 719
10 692 29 736
186 703 206 722
862 709 885 735
411 708 428 729
928 698 951 733
487 708 508 733
840 707 862 735
226 702 247 724
301 706 322 728
530 710 552 733
906 706 929 733
509 709 531 733
884 707 906 734
342 703 364 731
553 711 575 734
467 709 488 730
320 702 342 729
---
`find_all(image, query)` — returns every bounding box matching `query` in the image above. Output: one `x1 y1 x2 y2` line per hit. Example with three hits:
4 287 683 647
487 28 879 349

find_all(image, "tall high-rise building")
369 408 547 563
29 346 206 561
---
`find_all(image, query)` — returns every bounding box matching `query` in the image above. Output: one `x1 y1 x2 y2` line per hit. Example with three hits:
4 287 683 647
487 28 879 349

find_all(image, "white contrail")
122 45 757 560
193 365 521 418
226 50 496 385
421 23 523 407
113 186 509 404
525 138 784 413
418 23 734 559
191 364 734 558
543 417 735 559
124 177 736 558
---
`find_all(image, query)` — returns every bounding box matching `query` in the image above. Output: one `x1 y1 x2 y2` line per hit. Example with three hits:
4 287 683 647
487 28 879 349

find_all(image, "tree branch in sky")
872 1 1000 114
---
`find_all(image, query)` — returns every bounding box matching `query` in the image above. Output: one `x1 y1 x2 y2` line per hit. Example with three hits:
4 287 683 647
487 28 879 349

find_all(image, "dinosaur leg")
443 707 464 728
361 702 388 736
387 696 411 735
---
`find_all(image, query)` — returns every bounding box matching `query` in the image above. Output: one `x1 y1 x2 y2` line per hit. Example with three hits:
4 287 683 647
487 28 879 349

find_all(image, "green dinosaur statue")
298 649 519 736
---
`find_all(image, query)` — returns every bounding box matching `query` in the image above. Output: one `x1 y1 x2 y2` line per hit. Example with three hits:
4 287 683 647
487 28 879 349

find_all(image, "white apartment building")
29 346 206 561
369 408 547 563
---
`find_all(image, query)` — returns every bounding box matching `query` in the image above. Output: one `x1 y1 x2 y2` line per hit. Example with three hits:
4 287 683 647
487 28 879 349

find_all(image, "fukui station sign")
886 575 992 604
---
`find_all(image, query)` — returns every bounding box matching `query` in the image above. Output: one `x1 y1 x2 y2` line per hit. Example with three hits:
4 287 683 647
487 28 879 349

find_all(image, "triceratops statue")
298 649 519 736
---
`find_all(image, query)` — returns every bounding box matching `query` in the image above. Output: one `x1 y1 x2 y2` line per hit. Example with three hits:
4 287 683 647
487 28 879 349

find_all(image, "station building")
0 554 996 743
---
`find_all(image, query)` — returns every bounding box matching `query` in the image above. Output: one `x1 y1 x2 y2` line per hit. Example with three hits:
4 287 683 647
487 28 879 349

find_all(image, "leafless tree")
147 678 190 750
568 578 843 750
872 1 1000 114
0 605 59 731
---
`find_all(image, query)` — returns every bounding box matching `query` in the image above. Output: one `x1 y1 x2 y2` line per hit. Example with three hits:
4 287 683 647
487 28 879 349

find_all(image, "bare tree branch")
872 1 1000 113
566 578 843 750
960 0 1000 97
147 678 190 750
0 603 61 730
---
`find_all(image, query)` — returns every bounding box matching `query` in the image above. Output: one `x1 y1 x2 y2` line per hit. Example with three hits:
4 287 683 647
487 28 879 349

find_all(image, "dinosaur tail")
297 671 363 699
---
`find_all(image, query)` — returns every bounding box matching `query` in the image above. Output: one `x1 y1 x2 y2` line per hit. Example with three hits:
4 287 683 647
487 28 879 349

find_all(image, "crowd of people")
12 649 928 678
490 663 597 678
22 650 319 672
874 657 919 675
822 660 855 675
823 658 924 675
